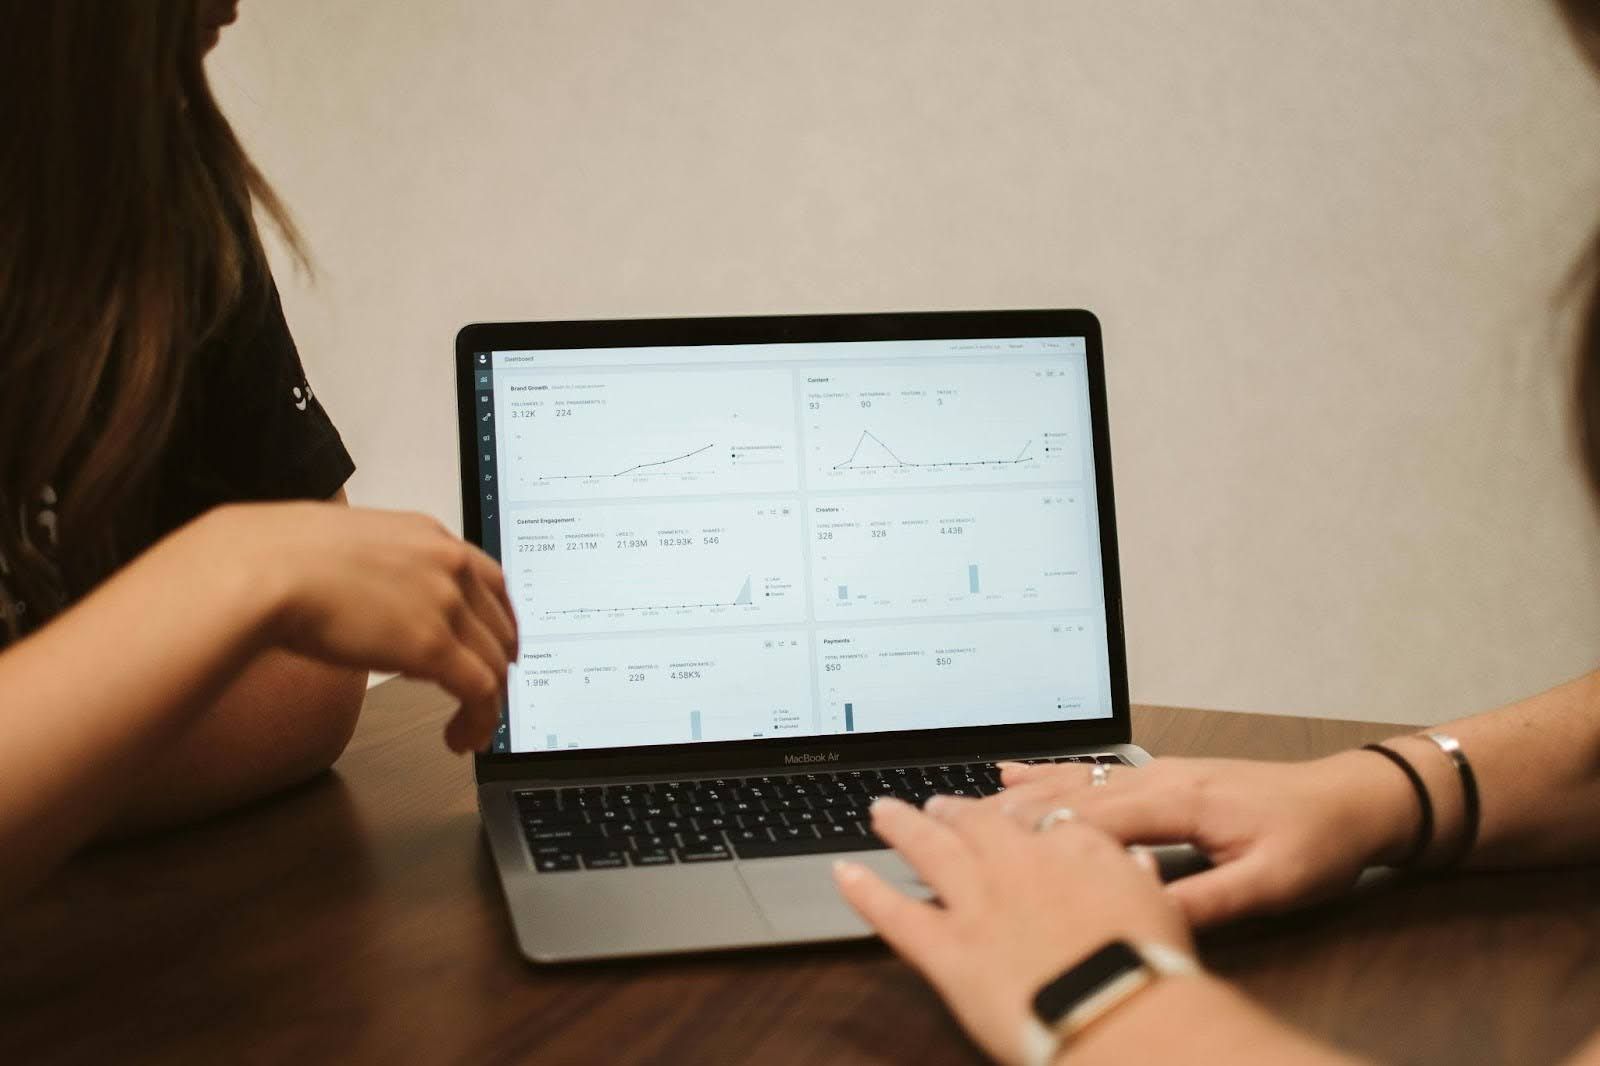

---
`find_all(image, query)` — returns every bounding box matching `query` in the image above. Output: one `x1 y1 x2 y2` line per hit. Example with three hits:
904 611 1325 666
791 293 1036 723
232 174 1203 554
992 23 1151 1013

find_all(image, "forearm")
1067 973 1365 1066
102 651 363 836
1359 671 1600 870
0 515 278 904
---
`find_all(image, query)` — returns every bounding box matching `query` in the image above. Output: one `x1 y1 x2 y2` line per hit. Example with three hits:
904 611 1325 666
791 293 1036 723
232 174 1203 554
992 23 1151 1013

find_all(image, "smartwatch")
1020 939 1200 1066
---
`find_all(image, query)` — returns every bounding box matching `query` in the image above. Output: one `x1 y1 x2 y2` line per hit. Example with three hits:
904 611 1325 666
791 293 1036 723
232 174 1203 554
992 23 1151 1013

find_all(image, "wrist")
171 506 292 656
1058 971 1355 1066
1315 748 1421 869
1050 971 1224 1066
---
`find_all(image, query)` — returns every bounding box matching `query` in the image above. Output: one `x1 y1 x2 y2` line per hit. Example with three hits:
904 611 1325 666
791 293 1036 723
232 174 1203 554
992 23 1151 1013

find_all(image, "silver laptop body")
457 310 1147 962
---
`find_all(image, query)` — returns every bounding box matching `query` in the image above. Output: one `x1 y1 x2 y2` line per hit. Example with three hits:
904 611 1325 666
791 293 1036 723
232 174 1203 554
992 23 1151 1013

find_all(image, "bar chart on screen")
810 489 1090 621
511 632 815 751
816 619 1099 736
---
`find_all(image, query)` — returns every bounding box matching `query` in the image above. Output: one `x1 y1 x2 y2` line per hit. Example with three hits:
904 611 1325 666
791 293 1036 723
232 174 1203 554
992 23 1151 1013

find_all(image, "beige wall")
212 0 1600 724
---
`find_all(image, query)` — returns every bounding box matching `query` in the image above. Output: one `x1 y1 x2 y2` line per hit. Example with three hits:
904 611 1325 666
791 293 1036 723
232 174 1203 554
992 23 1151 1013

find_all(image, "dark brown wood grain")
0 681 1595 1066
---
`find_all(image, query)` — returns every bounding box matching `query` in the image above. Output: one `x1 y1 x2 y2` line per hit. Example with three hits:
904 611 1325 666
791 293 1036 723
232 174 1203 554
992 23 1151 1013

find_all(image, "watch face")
1033 940 1145 1024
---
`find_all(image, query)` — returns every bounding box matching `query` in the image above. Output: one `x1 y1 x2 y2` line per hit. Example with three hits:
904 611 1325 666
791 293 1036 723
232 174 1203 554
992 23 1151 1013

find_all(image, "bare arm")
104 491 364 836
0 502 516 909
1068 973 1362 1066
995 668 1600 931
0 515 287 903
104 649 364 834
1397 670 1600 870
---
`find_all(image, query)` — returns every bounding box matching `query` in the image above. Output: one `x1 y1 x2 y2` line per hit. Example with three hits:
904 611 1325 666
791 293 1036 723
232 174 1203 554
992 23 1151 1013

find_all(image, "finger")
467 548 518 645
833 859 953 976
411 630 500 749
1165 852 1276 927
921 793 1030 861
997 761 1057 787
462 568 518 658
868 798 986 906
1003 786 1201 848
445 700 500 753
454 593 512 685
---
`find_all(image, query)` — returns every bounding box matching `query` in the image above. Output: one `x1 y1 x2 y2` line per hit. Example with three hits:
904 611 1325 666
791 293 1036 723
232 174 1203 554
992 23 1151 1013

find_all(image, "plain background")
211 0 1600 724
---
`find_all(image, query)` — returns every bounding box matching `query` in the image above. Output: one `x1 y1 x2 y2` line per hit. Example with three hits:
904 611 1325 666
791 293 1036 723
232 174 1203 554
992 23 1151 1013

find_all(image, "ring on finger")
1034 807 1077 832
1090 764 1111 787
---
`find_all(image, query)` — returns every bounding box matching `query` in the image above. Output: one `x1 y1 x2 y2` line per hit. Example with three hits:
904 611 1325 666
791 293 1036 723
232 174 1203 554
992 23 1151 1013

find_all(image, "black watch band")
1023 939 1199 1066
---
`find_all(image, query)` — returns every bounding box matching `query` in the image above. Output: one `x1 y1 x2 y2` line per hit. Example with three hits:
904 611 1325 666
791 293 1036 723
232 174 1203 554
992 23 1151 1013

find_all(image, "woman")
1 0 380 833
834 1 1600 1062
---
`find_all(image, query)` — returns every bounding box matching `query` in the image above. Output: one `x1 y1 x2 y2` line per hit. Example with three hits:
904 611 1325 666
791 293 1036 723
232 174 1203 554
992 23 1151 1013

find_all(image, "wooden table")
3 680 1598 1065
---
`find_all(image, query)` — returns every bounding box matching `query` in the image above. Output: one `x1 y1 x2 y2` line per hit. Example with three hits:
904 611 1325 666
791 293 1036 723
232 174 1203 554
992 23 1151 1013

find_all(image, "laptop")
456 309 1150 962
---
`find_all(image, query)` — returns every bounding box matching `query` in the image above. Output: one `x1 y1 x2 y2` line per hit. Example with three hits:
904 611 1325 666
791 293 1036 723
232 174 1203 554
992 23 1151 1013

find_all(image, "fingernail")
924 795 950 816
833 860 864 882
870 796 906 814
996 761 1026 770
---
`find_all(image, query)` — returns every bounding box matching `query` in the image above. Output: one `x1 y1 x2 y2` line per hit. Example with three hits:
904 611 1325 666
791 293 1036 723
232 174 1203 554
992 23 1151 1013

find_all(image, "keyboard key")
773 824 820 842
629 848 675 867
535 853 580 873
581 850 628 870
728 812 773 828
676 843 733 863
519 809 591 829
527 826 607 844
514 790 560 813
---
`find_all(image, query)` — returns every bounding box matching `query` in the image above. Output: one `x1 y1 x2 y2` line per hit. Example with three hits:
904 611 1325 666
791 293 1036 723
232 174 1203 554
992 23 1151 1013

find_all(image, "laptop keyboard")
516 754 1129 872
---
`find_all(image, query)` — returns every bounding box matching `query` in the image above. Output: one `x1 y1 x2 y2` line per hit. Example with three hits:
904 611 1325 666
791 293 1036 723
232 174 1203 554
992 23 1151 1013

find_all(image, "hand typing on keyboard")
515 755 1129 872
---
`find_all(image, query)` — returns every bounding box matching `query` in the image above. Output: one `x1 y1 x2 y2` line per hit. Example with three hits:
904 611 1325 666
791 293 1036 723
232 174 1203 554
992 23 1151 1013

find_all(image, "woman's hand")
199 503 518 753
993 754 1418 927
833 795 1192 1065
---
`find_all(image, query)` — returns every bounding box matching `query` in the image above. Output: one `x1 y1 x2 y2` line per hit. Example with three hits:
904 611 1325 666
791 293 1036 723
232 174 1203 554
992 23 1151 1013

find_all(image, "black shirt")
3 271 354 644
149 274 355 540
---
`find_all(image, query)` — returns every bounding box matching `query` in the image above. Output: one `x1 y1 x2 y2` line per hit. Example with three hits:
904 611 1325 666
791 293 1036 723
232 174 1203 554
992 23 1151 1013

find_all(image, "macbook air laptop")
456 309 1151 962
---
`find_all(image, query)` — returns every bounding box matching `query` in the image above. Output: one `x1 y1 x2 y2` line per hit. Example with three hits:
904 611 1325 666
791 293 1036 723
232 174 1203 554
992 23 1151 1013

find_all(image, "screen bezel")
456 309 1130 783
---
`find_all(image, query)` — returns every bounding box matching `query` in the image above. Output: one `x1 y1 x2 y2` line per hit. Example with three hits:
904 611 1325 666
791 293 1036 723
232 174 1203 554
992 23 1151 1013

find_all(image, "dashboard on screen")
469 336 1114 754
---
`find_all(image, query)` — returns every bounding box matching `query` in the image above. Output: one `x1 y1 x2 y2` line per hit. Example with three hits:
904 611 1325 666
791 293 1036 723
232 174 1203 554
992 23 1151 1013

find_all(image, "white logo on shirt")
37 485 57 546
291 383 313 412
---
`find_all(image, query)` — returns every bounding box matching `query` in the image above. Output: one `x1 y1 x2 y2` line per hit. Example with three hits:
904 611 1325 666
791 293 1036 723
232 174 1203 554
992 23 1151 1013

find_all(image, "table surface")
3 680 1598 1066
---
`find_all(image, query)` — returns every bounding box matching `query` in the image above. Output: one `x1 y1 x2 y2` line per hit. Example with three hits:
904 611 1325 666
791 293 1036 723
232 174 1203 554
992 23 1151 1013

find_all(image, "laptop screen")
471 335 1115 754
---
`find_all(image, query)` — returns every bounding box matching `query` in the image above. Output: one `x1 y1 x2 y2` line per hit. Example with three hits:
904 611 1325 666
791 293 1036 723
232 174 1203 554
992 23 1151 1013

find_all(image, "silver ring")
1090 764 1111 787
1034 807 1077 832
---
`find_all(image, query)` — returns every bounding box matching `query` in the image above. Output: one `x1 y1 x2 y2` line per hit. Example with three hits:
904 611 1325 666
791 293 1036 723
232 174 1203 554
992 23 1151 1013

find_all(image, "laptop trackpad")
739 851 932 940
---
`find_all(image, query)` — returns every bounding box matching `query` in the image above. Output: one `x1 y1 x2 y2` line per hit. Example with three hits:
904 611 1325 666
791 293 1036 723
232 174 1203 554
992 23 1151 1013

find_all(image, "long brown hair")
0 0 301 639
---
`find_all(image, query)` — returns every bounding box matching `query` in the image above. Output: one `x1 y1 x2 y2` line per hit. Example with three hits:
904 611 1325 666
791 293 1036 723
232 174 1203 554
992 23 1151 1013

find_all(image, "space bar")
732 835 888 860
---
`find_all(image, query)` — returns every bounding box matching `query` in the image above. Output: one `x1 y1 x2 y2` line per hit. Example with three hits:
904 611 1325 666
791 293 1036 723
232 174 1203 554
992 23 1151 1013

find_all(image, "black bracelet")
1360 743 1434 868
1423 733 1481 867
